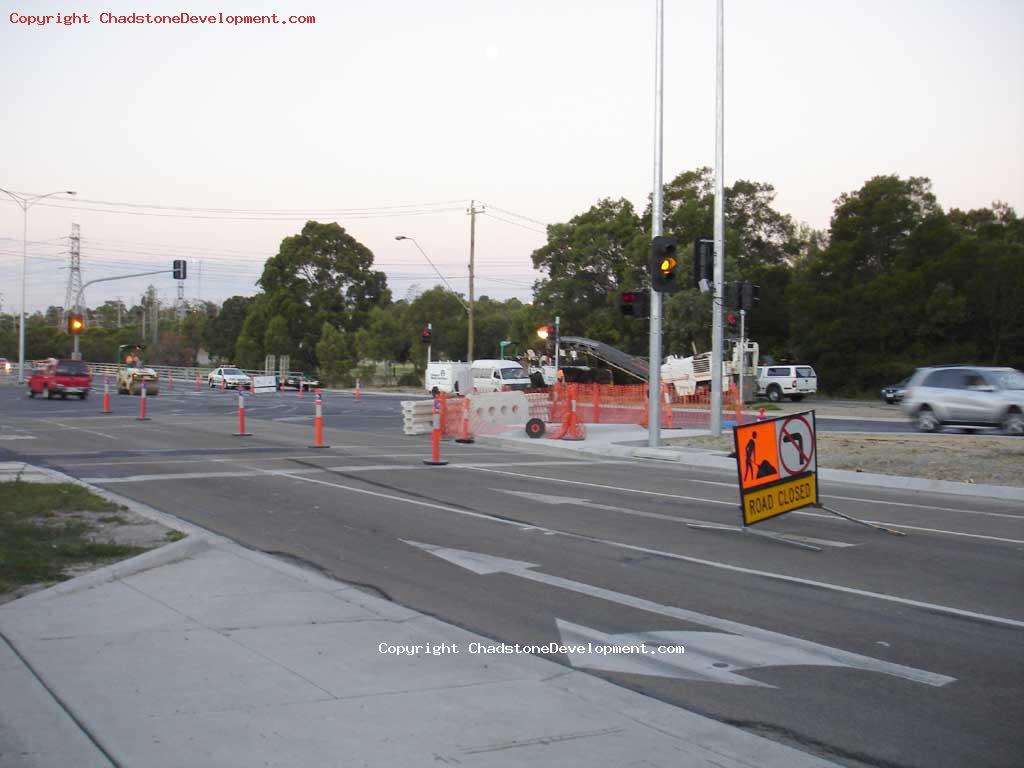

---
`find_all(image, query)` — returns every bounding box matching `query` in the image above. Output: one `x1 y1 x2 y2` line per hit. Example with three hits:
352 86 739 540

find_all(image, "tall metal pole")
0 188 76 383
738 308 746 408
467 200 477 363
19 205 28 382
647 0 665 448
710 0 726 436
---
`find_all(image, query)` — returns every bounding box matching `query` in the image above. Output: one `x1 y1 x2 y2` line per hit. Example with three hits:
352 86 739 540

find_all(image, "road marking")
792 512 1024 545
0 435 37 441
260 470 1024 630
83 460 620 484
405 541 955 688
41 420 118 440
821 495 1024 520
467 467 1020 545
466 466 737 507
493 489 854 548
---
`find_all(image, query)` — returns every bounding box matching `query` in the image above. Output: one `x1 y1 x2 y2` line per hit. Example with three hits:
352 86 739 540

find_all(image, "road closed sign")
733 411 819 526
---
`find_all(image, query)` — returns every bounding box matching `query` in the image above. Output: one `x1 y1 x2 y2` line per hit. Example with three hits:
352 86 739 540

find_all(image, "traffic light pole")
647 0 665 449
710 0 726 437
72 268 178 359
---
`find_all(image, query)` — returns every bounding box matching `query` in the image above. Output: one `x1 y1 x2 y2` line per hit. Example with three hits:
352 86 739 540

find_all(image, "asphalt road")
1 380 1022 768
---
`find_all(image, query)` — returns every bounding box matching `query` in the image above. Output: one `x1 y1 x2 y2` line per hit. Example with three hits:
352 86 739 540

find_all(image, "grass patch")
165 530 187 542
0 481 148 594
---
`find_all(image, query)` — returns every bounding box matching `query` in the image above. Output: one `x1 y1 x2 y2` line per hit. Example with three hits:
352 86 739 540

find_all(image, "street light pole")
0 187 76 383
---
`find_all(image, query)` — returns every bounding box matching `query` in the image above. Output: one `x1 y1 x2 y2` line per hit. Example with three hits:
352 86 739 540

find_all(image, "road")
1 381 1022 768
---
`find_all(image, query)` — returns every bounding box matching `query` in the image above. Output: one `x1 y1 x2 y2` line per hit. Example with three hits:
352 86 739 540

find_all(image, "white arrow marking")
494 489 854 548
405 541 955 688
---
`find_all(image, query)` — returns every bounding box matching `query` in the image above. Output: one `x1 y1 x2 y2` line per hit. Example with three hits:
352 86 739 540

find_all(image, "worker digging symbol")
744 431 777 482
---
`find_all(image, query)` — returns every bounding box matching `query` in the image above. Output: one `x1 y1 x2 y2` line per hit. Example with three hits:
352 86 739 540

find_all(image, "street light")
395 234 474 363
0 187 77 383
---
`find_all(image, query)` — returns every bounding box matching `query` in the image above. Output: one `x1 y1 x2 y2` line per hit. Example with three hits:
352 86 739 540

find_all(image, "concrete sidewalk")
0 469 841 768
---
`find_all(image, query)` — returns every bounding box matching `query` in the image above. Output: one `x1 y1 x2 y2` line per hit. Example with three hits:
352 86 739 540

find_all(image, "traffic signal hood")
173 260 187 280
617 290 649 318
650 236 681 293
67 313 84 335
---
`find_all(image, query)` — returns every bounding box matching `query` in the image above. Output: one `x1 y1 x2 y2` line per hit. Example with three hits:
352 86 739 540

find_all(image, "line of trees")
3 170 1019 393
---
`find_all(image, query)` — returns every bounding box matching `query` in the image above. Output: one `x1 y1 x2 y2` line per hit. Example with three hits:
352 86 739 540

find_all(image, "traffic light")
67 313 84 335
725 311 738 336
421 327 432 344
693 238 713 290
173 260 187 280
617 290 649 318
740 282 760 311
723 281 739 309
650 236 680 293
537 325 556 340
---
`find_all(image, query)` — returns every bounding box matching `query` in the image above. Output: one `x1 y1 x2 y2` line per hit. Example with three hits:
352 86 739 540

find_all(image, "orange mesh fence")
439 393 472 440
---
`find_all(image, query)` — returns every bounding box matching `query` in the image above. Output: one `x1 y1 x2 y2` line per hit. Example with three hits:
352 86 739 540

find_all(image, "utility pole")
647 0 666 448
62 223 83 332
467 200 483 362
710 0 726 436
116 296 123 328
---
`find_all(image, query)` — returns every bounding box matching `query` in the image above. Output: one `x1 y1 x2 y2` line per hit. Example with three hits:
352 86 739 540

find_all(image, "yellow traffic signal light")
68 313 84 335
650 236 680 293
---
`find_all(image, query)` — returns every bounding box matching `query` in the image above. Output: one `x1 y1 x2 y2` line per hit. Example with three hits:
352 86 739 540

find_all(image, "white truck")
661 341 759 398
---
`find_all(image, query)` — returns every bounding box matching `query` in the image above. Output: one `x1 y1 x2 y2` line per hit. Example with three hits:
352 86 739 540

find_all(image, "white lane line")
40 420 118 440
83 460 624 484
266 471 1024 630
58 450 513 468
791 512 1024 545
464 466 737 507
464 466 1021 544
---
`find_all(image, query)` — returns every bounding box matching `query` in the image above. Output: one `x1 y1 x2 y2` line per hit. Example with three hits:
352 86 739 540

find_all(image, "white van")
426 362 472 394
471 359 532 392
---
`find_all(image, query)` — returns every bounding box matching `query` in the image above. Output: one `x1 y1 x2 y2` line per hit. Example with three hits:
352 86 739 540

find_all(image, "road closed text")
742 473 818 526
8 12 317 26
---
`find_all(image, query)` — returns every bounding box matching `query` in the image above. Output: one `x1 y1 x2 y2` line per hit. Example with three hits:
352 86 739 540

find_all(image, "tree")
259 221 391 369
204 296 253 362
316 321 356 386
530 198 648 354
263 315 293 360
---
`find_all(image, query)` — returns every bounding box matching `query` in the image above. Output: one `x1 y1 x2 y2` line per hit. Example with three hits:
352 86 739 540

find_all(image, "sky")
2 0 1022 315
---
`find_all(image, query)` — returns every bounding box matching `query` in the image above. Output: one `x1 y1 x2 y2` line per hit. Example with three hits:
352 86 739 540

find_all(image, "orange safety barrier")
550 384 586 440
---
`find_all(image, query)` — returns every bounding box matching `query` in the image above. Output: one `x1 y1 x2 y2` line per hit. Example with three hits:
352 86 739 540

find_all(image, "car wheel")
1004 410 1024 436
525 418 546 439
916 407 940 433
27 388 35 398
767 385 782 403
45 387 53 399
60 392 67 400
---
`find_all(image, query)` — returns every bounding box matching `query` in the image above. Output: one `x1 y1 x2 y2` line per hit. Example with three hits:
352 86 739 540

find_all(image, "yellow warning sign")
734 420 780 491
742 473 819 526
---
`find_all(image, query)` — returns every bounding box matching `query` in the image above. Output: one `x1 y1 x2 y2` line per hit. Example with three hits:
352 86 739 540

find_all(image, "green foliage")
264 315 293 359
258 221 391 370
316 321 356 386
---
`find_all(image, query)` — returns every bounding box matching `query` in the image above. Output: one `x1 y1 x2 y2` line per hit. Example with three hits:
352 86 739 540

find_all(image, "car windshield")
500 368 527 379
56 362 88 375
223 368 243 376
992 370 1024 390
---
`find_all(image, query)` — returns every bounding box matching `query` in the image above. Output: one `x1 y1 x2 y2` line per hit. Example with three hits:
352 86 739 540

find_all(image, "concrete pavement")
0 466 842 768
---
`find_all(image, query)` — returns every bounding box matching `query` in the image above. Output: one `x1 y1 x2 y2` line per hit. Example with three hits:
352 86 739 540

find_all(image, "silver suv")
901 366 1024 434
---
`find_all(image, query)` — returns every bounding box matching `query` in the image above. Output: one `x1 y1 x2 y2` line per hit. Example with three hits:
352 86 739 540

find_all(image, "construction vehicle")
116 343 160 395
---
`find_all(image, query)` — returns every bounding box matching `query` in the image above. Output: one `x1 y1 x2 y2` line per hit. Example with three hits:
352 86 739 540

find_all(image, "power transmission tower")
61 223 83 331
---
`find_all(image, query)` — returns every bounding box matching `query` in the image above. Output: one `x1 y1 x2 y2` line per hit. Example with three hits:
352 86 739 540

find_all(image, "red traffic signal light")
421 327 432 344
617 290 649 318
68 313 84 335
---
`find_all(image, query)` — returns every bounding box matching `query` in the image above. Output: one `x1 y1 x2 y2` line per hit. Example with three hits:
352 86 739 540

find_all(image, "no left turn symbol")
778 414 815 477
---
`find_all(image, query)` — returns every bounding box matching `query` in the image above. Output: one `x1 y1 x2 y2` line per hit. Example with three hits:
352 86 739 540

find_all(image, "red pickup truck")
27 359 93 400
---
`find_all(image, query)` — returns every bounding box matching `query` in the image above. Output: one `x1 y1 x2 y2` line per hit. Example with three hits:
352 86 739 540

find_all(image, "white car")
756 364 818 402
207 367 252 390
